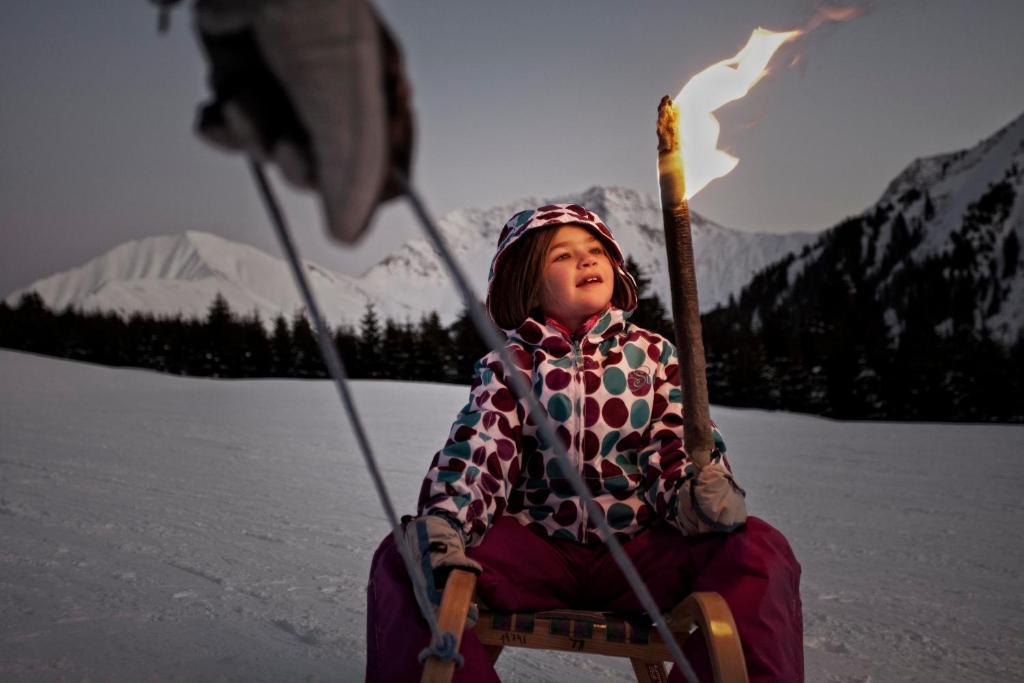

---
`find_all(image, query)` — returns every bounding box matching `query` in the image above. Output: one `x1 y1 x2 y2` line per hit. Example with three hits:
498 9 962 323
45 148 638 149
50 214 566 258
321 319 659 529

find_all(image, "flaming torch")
657 27 799 468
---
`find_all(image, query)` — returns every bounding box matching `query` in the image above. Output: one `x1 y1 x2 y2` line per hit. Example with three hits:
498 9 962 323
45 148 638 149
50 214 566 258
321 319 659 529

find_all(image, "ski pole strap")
395 170 700 683
246 160 462 669
417 631 464 667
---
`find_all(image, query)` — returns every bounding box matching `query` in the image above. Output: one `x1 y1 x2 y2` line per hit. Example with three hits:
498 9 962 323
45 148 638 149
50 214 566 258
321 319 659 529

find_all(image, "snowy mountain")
5 189 816 328
3 231 405 331
779 111 1024 345
699 112 1024 420
25 104 1021 340
359 186 818 323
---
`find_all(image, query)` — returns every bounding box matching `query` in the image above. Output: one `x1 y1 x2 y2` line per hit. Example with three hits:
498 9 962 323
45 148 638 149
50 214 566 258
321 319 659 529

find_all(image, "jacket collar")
506 307 629 356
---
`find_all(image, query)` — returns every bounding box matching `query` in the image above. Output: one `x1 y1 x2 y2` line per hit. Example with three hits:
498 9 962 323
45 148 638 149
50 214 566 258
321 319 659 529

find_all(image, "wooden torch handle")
657 95 713 468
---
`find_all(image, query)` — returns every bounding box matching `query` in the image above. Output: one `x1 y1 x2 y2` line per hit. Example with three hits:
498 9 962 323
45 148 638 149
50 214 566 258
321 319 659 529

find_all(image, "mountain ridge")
7 188 818 329
699 111 1024 419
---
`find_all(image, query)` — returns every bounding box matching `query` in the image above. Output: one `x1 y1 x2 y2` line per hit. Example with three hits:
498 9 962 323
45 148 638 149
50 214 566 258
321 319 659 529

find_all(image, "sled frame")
421 569 749 683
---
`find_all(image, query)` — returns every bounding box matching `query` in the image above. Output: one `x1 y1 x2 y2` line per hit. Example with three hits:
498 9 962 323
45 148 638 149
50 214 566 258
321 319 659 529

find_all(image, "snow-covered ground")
1 349 1021 682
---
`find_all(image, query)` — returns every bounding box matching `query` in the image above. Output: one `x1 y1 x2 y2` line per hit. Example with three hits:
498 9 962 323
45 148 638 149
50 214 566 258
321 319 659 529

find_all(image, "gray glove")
403 513 482 608
676 457 747 535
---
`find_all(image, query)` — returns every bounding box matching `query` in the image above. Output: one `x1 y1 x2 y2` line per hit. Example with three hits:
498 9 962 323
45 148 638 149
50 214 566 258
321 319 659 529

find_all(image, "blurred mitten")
192 0 414 243
676 457 747 535
403 513 482 626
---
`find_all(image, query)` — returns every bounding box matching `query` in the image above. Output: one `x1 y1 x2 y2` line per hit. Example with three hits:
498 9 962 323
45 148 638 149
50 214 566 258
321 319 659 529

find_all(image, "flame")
674 27 800 199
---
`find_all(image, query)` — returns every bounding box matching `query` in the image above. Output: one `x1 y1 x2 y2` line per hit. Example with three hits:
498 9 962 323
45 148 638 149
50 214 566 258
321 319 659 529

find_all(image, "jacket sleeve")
636 338 730 533
416 351 525 546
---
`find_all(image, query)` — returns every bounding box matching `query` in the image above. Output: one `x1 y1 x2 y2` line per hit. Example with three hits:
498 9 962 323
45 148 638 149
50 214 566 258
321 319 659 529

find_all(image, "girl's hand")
676 458 747 535
403 514 482 588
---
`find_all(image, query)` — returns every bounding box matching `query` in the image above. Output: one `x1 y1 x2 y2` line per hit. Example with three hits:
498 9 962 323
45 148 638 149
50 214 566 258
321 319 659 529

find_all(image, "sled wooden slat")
429 569 749 683
475 609 676 660
420 569 478 683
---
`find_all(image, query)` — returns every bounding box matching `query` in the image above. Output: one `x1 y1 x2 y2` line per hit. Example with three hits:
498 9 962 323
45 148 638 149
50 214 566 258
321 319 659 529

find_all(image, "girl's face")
538 224 615 331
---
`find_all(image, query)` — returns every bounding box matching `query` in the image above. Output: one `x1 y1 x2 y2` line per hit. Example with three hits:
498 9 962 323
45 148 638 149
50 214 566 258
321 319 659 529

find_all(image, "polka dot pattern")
547 393 572 422
602 398 628 427
603 367 626 395
418 307 728 546
545 368 571 391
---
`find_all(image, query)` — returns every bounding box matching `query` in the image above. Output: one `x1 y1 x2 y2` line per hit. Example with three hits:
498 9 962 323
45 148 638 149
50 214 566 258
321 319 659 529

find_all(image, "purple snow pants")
365 516 802 682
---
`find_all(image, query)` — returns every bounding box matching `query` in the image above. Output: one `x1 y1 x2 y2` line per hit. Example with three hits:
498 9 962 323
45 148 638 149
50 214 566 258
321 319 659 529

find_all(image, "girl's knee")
369 533 404 581
740 517 801 576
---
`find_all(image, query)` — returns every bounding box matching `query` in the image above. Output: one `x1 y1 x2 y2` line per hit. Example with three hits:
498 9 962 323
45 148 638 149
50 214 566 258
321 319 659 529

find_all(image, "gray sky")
3 1 1024 298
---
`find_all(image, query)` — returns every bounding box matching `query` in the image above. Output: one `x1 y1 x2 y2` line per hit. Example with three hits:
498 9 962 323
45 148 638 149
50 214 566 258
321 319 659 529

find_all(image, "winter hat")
485 204 639 322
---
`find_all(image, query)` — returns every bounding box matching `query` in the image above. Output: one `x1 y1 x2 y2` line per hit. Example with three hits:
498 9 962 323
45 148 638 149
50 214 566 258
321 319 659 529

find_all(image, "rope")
249 157 697 681
417 631 464 668
396 170 700 683
246 160 461 666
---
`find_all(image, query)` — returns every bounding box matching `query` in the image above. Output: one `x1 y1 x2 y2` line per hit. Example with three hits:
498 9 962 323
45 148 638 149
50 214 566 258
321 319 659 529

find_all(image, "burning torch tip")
657 96 679 154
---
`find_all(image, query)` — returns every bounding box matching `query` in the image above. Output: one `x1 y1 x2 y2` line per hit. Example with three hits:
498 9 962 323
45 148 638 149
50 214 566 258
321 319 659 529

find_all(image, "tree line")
0 292 481 382
4 244 1020 421
0 258 671 385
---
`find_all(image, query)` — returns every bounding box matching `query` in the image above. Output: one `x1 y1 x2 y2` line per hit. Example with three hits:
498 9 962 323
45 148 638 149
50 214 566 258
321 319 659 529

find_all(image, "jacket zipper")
571 338 586 542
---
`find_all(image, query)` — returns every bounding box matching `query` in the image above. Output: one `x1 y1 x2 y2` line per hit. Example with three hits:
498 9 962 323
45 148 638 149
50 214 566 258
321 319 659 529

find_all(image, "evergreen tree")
382 318 415 379
624 256 672 337
240 309 272 376
1009 331 1024 421
271 314 293 376
333 325 361 377
417 311 452 382
162 314 190 375
291 309 324 378
201 293 235 376
359 303 383 378
923 190 936 221
1004 230 1020 278
11 293 57 355
206 293 233 328
449 304 488 382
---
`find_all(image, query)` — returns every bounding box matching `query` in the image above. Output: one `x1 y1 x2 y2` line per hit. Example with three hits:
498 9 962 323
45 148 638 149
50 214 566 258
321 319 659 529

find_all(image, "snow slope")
1 350 1022 681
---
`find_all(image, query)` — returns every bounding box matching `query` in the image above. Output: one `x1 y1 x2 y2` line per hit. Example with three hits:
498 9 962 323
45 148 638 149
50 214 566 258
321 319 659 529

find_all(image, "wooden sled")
421 569 749 683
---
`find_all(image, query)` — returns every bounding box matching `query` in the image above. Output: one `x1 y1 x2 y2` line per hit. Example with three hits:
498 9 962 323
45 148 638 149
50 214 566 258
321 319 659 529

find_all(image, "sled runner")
422 569 749 683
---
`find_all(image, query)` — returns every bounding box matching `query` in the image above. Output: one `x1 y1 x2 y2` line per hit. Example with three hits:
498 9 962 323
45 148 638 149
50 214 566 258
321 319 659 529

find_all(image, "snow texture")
5 187 816 330
1 349 1022 682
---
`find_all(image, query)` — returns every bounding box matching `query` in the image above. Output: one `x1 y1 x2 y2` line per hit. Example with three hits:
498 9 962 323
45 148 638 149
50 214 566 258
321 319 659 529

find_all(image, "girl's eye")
553 253 569 261
590 247 604 255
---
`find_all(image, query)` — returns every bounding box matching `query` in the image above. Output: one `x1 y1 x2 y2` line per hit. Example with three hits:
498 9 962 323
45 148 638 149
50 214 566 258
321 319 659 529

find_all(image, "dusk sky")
3 1 1024 298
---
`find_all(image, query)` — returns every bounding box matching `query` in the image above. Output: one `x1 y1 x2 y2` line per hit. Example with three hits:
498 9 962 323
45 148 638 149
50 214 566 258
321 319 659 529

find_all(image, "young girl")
366 204 802 682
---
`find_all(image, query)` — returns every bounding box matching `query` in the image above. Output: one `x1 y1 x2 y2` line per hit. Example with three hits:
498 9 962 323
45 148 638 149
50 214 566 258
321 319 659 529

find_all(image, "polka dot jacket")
417 306 728 546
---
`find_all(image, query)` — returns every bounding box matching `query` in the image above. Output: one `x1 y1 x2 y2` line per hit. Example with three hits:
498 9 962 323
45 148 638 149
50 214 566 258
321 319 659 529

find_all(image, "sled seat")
422 569 749 683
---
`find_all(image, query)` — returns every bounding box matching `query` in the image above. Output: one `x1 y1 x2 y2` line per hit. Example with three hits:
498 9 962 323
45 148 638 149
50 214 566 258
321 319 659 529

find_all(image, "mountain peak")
743 108 1024 348
881 111 1024 209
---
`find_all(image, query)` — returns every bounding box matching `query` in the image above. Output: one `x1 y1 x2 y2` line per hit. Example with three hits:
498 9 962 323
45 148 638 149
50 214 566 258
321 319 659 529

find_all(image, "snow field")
1 349 1021 681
